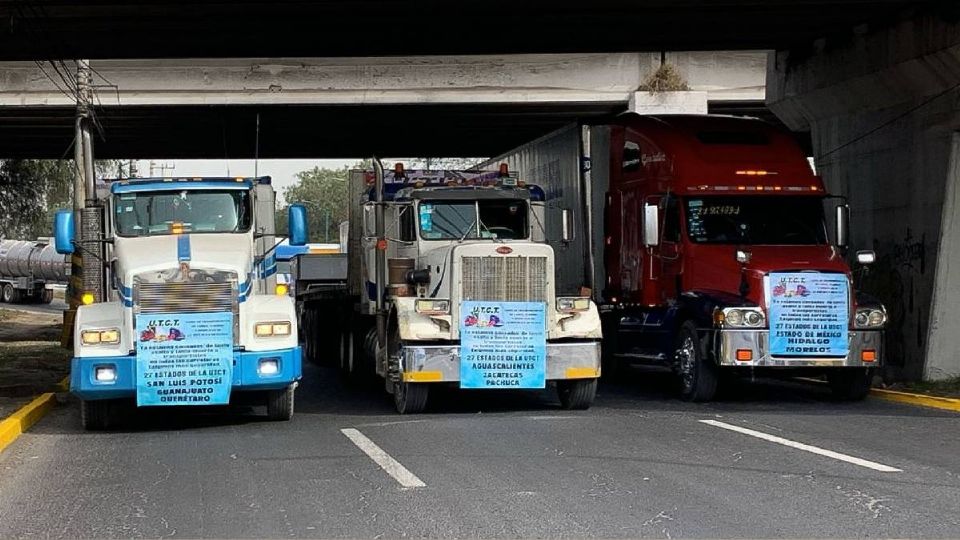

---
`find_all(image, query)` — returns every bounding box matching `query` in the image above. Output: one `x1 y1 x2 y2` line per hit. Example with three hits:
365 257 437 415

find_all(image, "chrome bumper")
400 340 601 383
716 329 882 367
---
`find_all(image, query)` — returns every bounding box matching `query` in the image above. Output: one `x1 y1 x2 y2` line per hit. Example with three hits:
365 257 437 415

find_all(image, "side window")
662 197 681 242
399 205 416 241
622 141 641 173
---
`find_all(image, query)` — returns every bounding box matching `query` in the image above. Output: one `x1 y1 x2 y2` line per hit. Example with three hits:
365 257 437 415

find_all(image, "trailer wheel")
675 320 718 402
40 288 54 304
80 399 121 430
1 284 14 303
266 384 296 420
827 368 873 401
557 378 598 410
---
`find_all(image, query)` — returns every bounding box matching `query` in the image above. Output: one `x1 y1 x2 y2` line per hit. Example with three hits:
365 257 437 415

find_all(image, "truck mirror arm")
71 238 114 263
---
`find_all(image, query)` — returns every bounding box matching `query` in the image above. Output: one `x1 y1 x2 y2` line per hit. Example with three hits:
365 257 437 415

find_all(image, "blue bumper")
70 346 302 401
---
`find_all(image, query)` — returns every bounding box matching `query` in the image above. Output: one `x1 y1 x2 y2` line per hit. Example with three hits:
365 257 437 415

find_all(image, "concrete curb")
870 388 960 413
0 392 57 455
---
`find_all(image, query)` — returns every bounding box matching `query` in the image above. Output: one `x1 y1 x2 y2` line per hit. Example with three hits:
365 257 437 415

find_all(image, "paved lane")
1 364 958 538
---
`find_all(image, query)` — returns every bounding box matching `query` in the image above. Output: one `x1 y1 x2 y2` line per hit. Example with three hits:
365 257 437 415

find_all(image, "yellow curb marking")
871 388 960 413
0 392 57 455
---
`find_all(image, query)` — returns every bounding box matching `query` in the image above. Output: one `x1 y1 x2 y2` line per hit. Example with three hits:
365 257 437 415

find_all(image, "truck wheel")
80 399 120 431
266 384 296 420
675 320 718 402
827 368 873 401
393 380 429 414
9 288 22 304
557 378 598 410
40 288 54 304
1 284 14 303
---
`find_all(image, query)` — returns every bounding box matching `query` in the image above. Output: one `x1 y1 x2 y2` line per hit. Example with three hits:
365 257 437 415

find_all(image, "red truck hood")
686 244 851 308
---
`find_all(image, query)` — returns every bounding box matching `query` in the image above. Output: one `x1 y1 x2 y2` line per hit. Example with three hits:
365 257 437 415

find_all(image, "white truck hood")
115 233 254 288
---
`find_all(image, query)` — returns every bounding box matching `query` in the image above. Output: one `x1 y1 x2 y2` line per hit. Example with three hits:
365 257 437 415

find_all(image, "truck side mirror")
287 204 308 246
561 209 573 243
835 204 850 249
643 203 659 247
53 210 75 254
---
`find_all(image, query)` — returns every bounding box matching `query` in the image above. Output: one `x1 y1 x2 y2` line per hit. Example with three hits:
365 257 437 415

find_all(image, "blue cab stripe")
177 235 191 262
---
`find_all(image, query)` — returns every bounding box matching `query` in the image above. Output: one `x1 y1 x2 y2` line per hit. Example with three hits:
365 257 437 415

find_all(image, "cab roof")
109 176 271 194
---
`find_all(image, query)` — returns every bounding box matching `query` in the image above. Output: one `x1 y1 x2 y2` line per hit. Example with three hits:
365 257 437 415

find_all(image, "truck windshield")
685 196 827 245
419 200 528 240
114 189 252 237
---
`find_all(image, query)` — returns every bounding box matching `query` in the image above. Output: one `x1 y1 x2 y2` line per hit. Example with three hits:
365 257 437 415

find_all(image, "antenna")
254 113 260 178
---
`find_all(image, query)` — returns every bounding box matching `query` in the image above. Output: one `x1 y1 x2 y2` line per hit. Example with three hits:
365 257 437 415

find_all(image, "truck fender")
393 297 453 342
75 301 129 358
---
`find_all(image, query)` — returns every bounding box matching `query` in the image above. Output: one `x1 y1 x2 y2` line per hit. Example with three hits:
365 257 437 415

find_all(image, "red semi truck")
483 114 886 401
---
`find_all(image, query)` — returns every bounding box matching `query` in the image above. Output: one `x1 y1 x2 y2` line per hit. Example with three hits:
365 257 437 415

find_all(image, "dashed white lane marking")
699 419 902 473
341 428 426 488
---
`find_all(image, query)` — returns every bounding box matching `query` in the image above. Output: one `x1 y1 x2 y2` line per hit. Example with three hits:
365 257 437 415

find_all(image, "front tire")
266 384 295 420
80 399 121 430
393 380 429 414
557 378 598 410
827 368 873 401
674 320 718 402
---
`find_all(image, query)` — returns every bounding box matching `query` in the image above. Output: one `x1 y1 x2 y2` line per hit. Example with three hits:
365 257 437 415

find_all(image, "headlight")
415 299 450 315
255 321 291 337
557 297 591 313
855 307 886 329
80 328 121 345
717 308 765 328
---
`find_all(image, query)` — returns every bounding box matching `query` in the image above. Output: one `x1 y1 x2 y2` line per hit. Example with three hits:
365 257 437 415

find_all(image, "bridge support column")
767 9 960 380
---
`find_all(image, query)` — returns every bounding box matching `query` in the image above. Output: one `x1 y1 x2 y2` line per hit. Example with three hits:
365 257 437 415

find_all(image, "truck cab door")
656 195 683 303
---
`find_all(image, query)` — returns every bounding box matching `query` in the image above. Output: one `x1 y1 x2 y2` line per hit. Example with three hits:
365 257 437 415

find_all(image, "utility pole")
65 60 98 345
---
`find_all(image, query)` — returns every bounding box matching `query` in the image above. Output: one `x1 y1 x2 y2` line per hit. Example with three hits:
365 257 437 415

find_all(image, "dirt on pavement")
0 309 71 419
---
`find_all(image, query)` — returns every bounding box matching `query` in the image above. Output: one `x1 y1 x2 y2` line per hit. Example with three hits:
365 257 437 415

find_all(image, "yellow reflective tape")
565 367 600 379
402 371 443 382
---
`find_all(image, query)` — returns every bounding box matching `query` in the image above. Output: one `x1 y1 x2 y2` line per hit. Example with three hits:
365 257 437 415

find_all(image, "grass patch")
887 376 960 399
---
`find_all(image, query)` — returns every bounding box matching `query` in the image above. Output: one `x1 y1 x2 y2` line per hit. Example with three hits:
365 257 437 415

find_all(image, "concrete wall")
767 11 960 380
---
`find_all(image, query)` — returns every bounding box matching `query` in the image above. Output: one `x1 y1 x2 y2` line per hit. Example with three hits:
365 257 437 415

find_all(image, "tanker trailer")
0 239 68 304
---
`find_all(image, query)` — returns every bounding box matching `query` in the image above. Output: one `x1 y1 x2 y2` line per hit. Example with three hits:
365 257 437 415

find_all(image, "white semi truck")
54 176 308 429
296 163 602 413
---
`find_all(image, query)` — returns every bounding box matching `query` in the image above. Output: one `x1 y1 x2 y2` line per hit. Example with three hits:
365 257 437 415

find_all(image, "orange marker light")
861 349 877 362
376 239 388 251
736 349 753 362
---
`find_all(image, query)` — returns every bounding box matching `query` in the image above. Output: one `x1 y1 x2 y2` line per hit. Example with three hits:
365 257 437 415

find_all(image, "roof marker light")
774 186 783 191
737 186 747 191
810 186 819 191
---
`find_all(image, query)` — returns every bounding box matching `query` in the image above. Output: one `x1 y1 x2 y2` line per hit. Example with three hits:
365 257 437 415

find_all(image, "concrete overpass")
0 52 767 158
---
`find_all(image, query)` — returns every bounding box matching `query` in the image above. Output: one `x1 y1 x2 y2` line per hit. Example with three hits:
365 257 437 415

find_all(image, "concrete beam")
0 52 765 107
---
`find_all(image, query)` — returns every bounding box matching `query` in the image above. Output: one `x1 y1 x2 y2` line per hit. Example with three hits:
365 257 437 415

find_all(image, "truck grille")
461 256 547 302
134 280 237 316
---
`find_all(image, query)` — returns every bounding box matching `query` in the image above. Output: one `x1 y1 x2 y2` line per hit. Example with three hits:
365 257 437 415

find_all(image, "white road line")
699 420 902 473
341 428 426 488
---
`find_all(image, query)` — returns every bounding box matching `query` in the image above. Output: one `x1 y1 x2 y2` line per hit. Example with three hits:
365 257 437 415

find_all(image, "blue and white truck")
54 176 308 430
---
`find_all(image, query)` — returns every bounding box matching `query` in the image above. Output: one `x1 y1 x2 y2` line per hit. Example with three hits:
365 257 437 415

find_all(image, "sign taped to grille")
135 311 234 406
768 272 849 357
459 301 546 389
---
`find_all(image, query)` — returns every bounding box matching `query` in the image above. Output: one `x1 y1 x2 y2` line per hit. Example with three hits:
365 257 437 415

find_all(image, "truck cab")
332 166 602 413
54 177 307 429
603 115 885 400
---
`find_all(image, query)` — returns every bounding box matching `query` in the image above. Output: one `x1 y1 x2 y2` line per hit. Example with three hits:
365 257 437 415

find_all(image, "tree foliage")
0 159 130 241
276 163 357 242
0 160 73 241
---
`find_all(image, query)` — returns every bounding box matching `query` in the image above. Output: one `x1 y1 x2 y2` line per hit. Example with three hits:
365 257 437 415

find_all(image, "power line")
818 80 960 163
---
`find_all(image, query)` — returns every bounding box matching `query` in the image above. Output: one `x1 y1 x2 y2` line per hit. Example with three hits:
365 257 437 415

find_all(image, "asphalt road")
1 364 959 538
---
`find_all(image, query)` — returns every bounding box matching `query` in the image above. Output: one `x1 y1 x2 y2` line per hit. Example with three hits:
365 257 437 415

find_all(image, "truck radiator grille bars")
461 256 547 302
134 279 238 316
